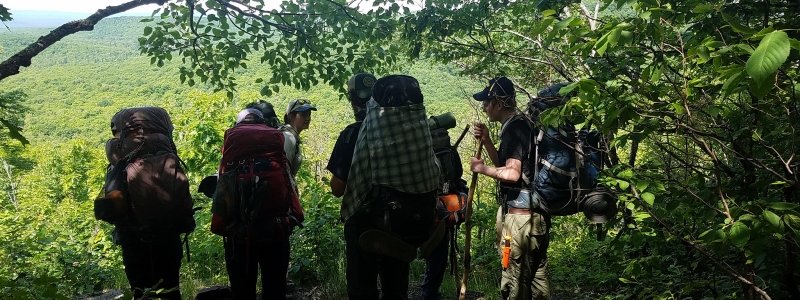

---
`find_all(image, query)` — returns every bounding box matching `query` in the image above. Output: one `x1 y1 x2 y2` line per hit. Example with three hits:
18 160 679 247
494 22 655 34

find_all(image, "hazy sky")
1 0 169 13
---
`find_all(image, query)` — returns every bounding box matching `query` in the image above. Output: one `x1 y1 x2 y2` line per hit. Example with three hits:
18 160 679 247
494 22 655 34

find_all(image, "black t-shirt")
326 121 363 180
497 114 533 199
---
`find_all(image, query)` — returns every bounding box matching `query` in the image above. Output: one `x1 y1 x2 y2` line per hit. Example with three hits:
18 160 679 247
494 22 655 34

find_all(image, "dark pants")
224 224 291 300
345 215 411 300
118 231 183 300
345 189 436 300
421 225 453 300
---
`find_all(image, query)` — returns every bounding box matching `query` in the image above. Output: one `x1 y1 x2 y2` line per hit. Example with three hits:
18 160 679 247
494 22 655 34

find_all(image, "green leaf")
541 9 556 17
721 69 745 97
641 192 655 206
763 210 782 230
790 38 800 51
746 30 790 88
618 180 630 190
692 4 714 14
617 169 634 179
721 13 755 35
143 26 153 35
785 215 800 235
618 277 636 284
768 202 799 211
728 222 750 248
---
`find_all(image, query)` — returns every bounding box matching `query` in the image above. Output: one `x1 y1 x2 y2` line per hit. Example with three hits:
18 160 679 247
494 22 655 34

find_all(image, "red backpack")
211 123 300 238
95 107 196 234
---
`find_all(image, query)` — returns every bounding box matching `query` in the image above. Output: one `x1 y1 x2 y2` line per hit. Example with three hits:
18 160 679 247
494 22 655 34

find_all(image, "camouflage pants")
496 207 551 300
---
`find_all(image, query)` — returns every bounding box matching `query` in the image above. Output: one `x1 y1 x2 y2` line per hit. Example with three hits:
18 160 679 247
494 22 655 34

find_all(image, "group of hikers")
96 72 617 300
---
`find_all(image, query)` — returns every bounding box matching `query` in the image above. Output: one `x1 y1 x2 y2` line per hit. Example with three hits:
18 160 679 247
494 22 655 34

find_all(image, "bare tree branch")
0 0 168 81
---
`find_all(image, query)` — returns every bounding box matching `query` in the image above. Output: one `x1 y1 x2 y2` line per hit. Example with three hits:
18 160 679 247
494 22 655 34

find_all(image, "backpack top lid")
372 75 424 107
111 107 173 138
245 100 280 128
527 82 573 119
236 108 264 125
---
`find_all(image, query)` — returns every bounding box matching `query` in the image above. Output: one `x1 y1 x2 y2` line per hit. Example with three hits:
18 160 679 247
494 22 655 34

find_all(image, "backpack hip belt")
506 189 532 209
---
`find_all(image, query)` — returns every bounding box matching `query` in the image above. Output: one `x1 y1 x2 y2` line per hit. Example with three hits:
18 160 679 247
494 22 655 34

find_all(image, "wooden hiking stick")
458 139 483 300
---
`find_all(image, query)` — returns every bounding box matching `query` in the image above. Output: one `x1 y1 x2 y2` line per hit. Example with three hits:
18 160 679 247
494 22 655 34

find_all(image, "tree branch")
0 0 168 81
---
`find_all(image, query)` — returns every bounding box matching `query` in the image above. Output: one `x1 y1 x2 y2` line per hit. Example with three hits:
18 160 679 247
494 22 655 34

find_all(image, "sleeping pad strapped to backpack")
95 107 196 234
211 123 299 239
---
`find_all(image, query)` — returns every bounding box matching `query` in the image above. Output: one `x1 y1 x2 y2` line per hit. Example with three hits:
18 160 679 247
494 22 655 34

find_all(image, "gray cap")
236 108 264 125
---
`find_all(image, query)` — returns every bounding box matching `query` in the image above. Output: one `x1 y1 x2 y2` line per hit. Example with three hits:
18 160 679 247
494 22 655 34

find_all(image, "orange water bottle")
501 235 511 269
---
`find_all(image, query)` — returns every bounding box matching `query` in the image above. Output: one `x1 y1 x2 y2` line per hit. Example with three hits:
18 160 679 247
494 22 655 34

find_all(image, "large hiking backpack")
527 84 617 223
95 107 196 234
211 123 297 238
429 113 468 225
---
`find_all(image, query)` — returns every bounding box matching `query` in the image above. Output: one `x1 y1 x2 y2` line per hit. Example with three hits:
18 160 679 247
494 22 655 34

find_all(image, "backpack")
527 84 617 223
429 115 469 225
95 107 196 234
211 123 297 239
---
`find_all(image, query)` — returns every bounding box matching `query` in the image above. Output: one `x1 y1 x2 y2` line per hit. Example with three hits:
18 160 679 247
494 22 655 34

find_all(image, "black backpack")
527 84 617 223
429 113 469 224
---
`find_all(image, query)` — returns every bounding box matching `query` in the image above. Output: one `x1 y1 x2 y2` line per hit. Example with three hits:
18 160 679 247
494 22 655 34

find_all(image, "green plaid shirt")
341 99 440 221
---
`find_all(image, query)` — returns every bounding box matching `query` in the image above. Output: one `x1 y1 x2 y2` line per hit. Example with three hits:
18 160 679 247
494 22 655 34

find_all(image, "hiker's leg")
345 217 380 299
500 213 532 300
421 226 450 300
260 229 290 300
225 237 258 299
527 213 550 300
377 254 411 300
120 236 150 299
149 234 183 300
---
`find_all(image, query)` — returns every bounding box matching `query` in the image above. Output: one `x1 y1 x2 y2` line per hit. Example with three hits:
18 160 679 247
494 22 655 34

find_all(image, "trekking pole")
458 139 483 300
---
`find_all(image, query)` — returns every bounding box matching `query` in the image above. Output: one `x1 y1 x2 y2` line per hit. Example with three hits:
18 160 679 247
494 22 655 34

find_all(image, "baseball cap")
473 76 515 102
348 73 377 102
285 99 317 116
235 108 264 125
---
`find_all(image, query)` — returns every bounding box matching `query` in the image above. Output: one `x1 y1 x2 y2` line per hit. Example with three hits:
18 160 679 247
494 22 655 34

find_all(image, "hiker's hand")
472 122 489 143
470 157 486 174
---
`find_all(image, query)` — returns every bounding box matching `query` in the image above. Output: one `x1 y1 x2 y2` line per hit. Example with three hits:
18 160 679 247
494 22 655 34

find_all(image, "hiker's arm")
330 175 346 197
483 141 500 166
472 122 500 165
470 157 522 183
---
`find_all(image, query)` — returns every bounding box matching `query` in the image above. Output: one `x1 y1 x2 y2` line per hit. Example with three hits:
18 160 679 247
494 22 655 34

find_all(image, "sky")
1 0 166 15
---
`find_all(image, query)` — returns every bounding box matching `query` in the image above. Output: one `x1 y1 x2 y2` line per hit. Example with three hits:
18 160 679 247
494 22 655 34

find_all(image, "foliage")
4 0 797 298
139 0 413 98
0 15 488 298
399 0 800 298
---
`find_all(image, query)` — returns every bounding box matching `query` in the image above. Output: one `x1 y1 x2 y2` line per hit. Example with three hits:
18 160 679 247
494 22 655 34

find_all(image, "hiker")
340 74 440 299
211 108 297 299
327 72 376 197
281 99 317 177
421 112 468 300
470 77 551 299
96 107 195 300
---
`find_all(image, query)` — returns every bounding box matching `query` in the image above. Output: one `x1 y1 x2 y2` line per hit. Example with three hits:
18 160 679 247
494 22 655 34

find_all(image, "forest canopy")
0 0 799 299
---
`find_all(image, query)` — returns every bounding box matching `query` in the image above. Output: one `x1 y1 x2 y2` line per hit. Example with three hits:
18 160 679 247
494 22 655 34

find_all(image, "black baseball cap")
348 73 377 102
473 76 515 101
